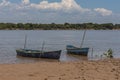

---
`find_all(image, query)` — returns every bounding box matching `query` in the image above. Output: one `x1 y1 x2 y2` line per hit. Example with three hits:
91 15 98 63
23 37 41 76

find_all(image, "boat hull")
66 45 89 56
16 49 61 59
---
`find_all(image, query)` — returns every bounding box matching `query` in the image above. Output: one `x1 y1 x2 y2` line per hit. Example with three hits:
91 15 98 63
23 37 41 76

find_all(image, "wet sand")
0 59 120 80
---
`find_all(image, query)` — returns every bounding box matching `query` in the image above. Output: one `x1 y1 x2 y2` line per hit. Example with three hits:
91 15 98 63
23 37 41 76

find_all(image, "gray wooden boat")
16 49 61 59
66 30 89 56
16 35 61 59
66 45 89 56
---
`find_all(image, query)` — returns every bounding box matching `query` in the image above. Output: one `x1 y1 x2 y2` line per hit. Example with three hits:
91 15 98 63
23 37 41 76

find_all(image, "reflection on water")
60 51 88 62
0 30 119 64
65 54 88 61
16 56 59 63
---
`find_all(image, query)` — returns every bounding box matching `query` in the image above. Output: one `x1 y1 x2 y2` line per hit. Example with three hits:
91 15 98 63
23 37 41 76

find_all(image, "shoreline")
0 59 119 80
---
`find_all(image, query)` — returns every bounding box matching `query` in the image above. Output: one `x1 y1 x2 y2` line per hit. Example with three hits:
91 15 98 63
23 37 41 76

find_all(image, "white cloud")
30 0 90 12
22 0 30 4
0 0 11 7
94 8 112 16
0 0 118 23
0 0 90 12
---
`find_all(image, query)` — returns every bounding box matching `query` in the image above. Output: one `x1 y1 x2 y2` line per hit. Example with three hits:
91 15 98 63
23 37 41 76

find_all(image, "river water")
0 30 119 64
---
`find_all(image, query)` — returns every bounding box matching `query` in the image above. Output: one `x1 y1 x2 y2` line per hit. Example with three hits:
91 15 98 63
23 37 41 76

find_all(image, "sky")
0 0 120 24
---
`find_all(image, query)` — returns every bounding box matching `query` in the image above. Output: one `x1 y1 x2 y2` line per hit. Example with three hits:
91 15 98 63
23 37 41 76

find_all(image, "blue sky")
77 0 120 13
0 0 119 24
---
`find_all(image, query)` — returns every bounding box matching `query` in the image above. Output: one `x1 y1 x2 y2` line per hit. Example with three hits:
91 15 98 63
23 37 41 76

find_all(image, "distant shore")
0 23 120 30
0 59 119 80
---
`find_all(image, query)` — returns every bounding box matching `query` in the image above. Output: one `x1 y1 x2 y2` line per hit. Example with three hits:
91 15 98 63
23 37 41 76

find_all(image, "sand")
0 59 120 80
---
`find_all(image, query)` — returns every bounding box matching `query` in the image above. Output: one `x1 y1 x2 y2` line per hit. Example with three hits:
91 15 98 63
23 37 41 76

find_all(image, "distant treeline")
0 23 120 30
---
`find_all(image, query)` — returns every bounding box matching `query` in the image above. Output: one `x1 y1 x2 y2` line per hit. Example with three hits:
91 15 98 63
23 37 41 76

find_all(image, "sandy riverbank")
0 59 119 80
